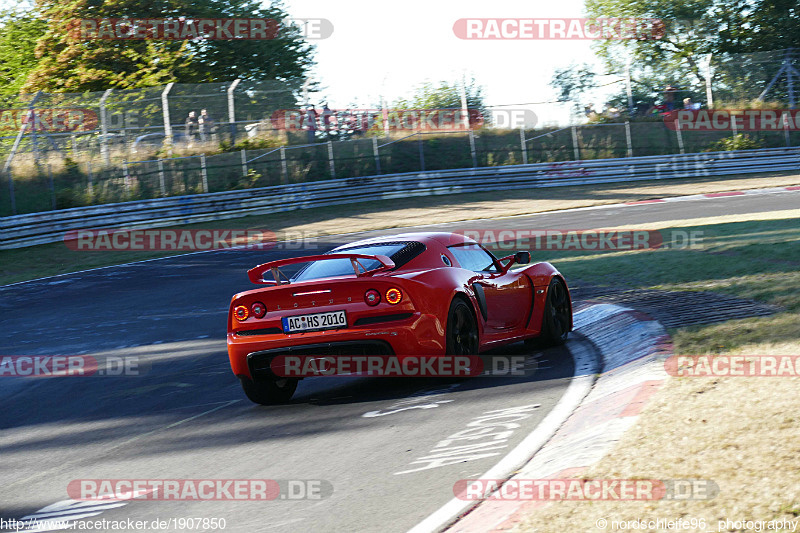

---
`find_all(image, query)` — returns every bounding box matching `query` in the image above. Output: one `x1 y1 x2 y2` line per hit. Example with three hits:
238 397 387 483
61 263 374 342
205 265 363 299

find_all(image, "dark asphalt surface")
0 189 796 532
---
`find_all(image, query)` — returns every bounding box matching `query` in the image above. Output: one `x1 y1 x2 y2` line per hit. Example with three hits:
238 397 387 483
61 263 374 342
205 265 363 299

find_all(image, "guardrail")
2 146 799 249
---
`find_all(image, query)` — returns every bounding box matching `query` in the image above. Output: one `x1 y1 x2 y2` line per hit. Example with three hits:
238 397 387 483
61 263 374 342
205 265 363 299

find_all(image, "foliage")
580 0 800 109
17 0 314 93
0 10 45 96
550 63 597 112
705 133 765 152
393 78 487 115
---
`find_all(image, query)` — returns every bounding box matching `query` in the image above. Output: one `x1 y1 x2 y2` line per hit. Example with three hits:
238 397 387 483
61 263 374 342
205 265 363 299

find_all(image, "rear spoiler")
247 254 396 285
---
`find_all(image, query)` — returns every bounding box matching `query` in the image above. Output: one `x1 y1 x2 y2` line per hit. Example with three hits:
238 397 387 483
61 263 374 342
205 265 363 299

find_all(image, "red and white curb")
438 303 671 533
623 184 800 205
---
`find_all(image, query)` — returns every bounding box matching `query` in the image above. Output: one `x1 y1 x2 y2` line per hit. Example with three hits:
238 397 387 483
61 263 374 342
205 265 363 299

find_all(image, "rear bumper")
227 312 446 380
247 340 395 380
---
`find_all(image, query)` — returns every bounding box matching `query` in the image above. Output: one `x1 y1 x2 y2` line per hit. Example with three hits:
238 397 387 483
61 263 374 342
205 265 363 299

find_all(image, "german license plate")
282 310 347 333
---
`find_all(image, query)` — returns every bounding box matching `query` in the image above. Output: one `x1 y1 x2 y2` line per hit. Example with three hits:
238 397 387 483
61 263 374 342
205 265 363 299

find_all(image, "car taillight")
365 289 381 306
234 305 249 321
251 301 266 318
386 287 402 305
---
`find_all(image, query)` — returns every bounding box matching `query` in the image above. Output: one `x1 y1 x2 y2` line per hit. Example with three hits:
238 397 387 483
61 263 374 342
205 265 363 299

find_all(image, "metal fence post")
624 121 633 158
520 127 528 165
676 120 685 154
157 159 166 196
280 146 288 183
784 113 792 147
86 161 93 197
418 133 425 171
32 102 40 171
3 91 42 177
241 149 248 177
46 163 56 210
5 169 16 215
100 88 113 167
327 141 335 179
469 130 477 168
227 79 241 145
122 160 130 190
200 154 209 192
571 126 580 160
161 82 174 156
372 137 381 174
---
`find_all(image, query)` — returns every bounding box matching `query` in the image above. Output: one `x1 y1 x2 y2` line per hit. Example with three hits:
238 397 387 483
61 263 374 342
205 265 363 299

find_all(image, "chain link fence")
711 49 800 105
0 80 297 168
6 113 798 217
3 47 800 217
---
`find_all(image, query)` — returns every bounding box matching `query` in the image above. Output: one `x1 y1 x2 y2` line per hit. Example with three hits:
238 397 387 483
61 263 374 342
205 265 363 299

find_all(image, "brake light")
365 289 381 306
386 288 402 305
251 301 266 318
234 305 249 321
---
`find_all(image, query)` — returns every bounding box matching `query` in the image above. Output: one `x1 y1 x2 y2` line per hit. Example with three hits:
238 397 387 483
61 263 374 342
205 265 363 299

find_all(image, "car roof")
334 232 474 250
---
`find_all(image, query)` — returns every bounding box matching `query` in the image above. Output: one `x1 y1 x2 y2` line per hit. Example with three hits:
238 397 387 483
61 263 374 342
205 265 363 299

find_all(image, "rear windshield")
292 242 419 281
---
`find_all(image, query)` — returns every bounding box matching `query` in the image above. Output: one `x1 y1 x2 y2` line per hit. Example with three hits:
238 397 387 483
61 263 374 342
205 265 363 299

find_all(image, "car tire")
446 298 479 355
240 376 298 405
538 278 571 346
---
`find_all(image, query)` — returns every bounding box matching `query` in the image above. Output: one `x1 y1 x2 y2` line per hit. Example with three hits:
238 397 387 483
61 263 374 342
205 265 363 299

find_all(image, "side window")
448 245 499 273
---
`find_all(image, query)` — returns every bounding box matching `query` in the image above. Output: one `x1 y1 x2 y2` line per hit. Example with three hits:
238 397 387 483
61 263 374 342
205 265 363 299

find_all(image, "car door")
448 244 532 333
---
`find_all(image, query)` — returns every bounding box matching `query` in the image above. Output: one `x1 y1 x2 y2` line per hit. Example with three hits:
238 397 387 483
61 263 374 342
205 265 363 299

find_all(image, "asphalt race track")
0 189 796 533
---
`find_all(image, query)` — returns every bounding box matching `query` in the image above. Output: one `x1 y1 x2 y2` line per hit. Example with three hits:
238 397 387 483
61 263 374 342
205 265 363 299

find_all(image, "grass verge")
510 213 800 532
2 171 799 287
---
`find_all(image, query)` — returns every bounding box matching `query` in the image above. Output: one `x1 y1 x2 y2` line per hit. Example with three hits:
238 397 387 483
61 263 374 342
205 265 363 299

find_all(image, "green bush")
705 134 765 152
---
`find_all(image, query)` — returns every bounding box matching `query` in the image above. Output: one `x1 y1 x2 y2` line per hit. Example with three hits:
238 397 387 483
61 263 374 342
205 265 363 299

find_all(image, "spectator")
604 105 621 119
634 102 655 117
305 105 317 143
683 97 701 110
185 111 199 145
663 85 678 111
198 109 216 141
322 104 332 132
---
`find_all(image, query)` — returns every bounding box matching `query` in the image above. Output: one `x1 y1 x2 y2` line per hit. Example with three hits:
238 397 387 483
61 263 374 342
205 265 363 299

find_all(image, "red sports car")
227 232 572 404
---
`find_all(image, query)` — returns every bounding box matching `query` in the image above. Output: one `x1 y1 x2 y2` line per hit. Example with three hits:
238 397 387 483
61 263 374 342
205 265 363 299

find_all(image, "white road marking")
115 399 240 448
362 384 461 418
406 333 600 533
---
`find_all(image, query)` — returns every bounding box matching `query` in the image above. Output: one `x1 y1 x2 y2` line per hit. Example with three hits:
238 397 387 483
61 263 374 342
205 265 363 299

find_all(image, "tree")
394 79 486 113
549 63 597 113
20 0 314 93
714 0 800 53
0 10 45 97
584 0 717 89
583 0 800 107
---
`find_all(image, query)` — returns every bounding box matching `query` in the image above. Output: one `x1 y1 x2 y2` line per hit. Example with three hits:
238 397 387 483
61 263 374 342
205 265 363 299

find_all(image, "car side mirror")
514 251 531 265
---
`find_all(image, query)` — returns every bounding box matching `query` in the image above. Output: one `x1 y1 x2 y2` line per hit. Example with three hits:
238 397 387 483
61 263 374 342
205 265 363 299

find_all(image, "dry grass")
513 344 800 533
511 211 800 533
1 172 799 287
